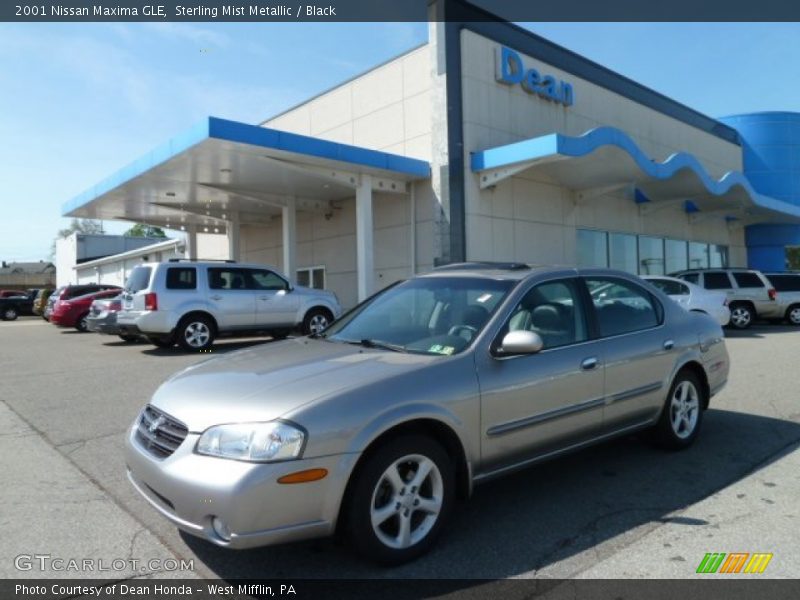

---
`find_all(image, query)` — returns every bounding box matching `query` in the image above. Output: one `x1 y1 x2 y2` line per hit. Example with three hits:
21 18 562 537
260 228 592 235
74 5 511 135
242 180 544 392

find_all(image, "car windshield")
322 276 516 355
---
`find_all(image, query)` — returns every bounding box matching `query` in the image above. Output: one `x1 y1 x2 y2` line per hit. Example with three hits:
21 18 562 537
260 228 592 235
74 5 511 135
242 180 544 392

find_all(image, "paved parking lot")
1 317 799 580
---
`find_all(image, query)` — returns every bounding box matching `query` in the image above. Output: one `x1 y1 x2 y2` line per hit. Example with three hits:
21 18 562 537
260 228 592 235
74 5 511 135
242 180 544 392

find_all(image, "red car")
50 289 121 332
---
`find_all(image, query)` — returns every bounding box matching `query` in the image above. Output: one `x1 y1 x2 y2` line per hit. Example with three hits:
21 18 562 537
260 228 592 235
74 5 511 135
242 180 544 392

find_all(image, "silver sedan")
125 264 729 564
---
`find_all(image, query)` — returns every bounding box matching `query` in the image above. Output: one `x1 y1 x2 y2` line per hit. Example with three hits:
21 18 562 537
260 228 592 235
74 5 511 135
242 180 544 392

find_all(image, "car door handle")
663 339 675 350
581 357 599 371
210 294 222 301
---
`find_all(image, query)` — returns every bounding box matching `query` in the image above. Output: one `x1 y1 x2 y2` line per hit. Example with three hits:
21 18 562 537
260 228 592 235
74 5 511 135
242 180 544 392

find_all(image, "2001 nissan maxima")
125 264 729 564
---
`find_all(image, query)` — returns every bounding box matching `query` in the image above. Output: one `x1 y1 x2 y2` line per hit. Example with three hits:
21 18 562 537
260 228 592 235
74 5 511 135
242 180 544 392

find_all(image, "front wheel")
727 303 754 330
653 370 705 450
346 435 454 565
302 308 333 336
176 316 215 351
2 307 18 321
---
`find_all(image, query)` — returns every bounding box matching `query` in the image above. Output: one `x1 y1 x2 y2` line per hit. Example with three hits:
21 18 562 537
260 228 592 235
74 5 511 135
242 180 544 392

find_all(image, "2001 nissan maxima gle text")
125 264 729 565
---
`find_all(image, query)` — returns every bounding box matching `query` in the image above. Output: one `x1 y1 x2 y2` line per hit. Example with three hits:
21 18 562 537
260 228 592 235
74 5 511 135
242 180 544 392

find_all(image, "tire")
147 336 174 349
727 303 754 330
176 315 215 351
75 313 89 332
302 308 333 336
345 435 454 565
2 307 18 321
653 370 705 450
786 304 800 326
118 334 138 343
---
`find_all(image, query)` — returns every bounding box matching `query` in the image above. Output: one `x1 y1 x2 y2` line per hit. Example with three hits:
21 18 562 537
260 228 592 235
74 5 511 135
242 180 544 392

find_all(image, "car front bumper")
124 423 359 549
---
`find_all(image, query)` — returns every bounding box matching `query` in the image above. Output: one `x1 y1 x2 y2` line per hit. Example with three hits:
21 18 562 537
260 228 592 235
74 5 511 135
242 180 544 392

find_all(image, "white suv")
117 260 342 351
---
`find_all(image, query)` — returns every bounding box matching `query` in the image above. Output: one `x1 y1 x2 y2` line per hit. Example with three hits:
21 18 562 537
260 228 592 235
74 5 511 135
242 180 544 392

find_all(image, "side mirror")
499 330 544 355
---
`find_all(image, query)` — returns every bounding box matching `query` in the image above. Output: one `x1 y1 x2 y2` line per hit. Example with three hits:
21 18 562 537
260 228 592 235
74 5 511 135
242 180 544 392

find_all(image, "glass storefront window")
577 230 608 268
638 236 665 275
665 239 688 274
709 244 729 268
688 242 709 269
609 233 638 274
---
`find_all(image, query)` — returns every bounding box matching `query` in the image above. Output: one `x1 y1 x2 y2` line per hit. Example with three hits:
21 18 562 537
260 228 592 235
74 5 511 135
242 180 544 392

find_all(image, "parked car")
0 289 28 298
86 294 139 341
116 260 342 351
763 272 800 326
45 284 121 322
51 289 122 331
125 264 729 565
642 275 730 326
0 289 36 320
32 288 54 316
670 268 779 329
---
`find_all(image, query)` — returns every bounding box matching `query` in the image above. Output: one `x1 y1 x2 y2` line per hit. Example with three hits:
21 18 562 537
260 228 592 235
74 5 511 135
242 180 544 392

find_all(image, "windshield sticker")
476 293 493 304
429 344 455 355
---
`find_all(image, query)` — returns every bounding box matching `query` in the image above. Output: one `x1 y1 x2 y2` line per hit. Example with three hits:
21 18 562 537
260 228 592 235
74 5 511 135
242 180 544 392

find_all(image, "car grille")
135 405 188 459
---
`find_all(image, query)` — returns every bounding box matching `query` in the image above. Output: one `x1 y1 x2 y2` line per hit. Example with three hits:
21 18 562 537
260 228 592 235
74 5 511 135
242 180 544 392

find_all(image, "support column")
227 212 240 261
282 197 297 283
356 174 374 301
185 224 197 259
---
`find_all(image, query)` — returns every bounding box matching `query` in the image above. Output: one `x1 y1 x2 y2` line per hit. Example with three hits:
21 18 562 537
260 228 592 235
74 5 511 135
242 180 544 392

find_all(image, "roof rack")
433 261 531 272
168 258 237 263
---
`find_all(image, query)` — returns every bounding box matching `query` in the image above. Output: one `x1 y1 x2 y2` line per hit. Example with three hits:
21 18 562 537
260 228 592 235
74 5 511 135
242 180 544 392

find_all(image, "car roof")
420 263 576 282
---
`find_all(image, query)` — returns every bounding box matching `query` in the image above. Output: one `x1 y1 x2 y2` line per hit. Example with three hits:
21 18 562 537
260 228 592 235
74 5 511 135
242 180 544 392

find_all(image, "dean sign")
495 46 574 107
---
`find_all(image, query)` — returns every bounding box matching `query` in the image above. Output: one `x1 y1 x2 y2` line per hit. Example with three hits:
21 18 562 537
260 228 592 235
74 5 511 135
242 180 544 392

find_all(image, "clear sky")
1 22 799 262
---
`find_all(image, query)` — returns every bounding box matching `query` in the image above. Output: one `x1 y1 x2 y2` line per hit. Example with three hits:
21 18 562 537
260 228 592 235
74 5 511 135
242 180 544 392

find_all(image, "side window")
586 277 661 337
678 282 691 296
703 272 732 290
681 273 699 285
769 275 800 292
649 278 687 296
732 272 765 288
207 268 247 290
502 279 587 350
165 267 196 290
248 269 288 291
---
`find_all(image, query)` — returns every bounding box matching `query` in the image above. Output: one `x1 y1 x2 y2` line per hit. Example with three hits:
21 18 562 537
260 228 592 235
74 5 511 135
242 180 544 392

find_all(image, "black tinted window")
248 269 288 291
649 278 689 296
681 273 699 284
503 279 587 349
208 268 248 290
587 278 661 337
125 266 152 293
166 267 197 290
768 275 800 292
703 272 732 290
732 272 765 288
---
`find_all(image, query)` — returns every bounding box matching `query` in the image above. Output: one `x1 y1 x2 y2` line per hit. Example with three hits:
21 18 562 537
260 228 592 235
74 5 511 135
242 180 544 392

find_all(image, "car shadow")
139 336 288 357
724 323 799 338
181 409 800 586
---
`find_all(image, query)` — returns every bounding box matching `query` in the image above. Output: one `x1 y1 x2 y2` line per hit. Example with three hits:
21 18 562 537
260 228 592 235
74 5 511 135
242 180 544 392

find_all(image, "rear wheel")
302 308 333 336
75 313 89 332
653 370 705 450
786 304 800 326
2 307 18 321
177 315 215 351
346 435 454 565
728 303 754 329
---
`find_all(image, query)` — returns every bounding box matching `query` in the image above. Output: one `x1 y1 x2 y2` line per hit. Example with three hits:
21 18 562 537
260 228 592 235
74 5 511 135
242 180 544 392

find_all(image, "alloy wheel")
184 321 210 348
789 307 800 325
670 380 700 439
308 313 329 334
730 306 751 328
369 454 443 550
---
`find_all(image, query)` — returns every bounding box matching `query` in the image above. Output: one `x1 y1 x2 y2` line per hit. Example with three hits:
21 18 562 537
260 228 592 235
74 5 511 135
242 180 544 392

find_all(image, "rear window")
166 267 197 290
703 272 732 290
680 273 699 284
125 266 152 293
766 274 800 292
732 272 765 288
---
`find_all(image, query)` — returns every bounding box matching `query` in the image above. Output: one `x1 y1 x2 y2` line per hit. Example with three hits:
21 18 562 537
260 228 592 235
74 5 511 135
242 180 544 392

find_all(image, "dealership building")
62 5 800 308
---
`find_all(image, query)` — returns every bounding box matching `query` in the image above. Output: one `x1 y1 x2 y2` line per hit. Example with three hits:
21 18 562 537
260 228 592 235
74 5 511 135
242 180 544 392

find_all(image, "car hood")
149 338 440 432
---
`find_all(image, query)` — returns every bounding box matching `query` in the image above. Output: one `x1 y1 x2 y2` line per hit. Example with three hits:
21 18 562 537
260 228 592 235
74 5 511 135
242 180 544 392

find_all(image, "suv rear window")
732 272 765 288
681 273 699 284
125 266 152 293
766 274 800 292
166 267 197 290
703 272 731 290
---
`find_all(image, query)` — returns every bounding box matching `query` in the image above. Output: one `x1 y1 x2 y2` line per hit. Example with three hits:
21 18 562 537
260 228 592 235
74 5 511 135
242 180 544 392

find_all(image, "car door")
247 268 299 327
206 267 256 331
584 275 677 431
476 277 605 472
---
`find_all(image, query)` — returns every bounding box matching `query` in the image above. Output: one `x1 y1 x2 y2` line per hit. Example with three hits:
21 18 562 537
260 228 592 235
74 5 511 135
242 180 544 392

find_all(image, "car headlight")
195 421 305 462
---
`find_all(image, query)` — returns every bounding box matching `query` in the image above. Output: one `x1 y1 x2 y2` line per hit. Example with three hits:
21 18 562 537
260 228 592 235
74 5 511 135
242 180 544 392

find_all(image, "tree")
50 218 104 258
124 223 167 238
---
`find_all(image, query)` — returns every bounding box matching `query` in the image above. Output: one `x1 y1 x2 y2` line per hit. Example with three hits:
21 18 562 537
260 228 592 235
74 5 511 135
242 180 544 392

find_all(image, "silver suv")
671 269 780 329
117 260 341 350
763 272 800 326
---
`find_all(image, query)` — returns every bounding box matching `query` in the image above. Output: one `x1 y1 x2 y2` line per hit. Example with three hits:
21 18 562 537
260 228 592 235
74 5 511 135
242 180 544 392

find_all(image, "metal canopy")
62 117 430 233
471 126 800 225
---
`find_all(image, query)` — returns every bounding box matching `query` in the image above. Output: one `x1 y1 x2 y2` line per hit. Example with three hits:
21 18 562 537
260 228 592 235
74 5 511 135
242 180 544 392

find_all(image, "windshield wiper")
338 338 408 353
